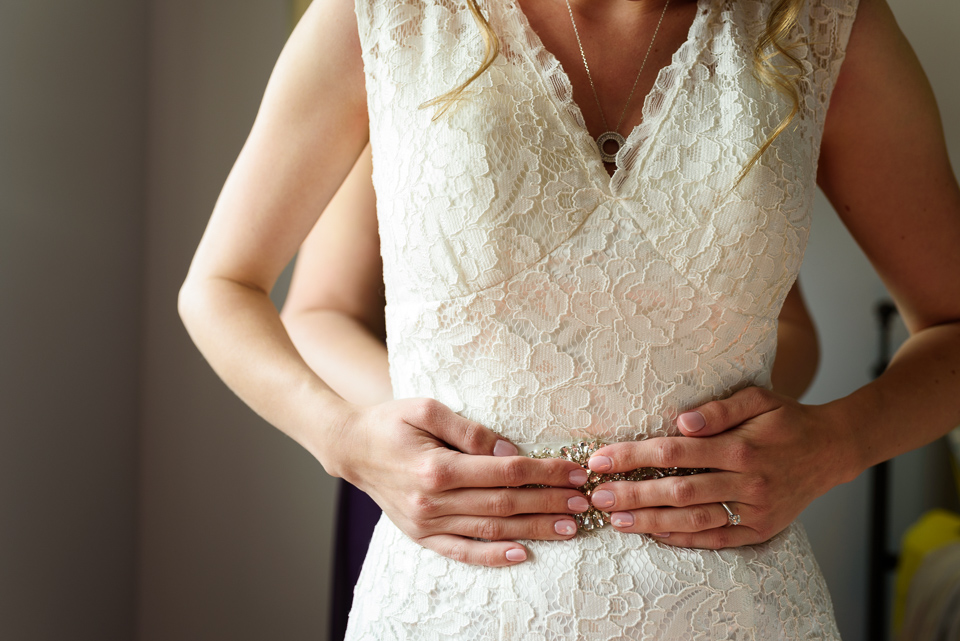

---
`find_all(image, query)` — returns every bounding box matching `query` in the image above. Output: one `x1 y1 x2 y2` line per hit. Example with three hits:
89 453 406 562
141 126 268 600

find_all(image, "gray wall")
1 1 957 641
0 1 147 640
136 1 337 640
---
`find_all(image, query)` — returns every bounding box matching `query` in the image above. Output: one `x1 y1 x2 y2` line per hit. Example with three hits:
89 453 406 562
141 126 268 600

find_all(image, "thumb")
407 398 519 457
677 387 782 437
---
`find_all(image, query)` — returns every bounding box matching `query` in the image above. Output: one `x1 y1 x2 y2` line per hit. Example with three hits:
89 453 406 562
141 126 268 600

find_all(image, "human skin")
178 0 960 565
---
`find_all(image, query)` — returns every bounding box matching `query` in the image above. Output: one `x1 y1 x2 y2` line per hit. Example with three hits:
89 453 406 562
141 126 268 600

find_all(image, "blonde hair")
426 0 807 179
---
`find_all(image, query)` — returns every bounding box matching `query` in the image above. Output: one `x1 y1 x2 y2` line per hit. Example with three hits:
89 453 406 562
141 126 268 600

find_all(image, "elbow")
177 275 205 336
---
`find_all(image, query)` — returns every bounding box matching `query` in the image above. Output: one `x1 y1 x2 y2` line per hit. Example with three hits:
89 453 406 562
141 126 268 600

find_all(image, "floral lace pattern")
347 0 857 638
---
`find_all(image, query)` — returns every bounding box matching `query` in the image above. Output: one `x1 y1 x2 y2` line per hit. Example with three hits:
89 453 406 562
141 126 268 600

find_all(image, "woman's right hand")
327 397 592 567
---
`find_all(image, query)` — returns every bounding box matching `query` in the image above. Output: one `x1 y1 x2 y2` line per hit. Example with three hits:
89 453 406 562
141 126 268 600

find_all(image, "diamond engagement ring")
721 502 741 526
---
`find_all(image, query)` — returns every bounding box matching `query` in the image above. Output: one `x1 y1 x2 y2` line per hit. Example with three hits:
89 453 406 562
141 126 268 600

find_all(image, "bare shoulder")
817 0 960 332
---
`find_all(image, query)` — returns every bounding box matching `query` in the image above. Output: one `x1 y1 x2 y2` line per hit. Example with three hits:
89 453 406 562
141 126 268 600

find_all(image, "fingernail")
569 469 589 486
505 548 527 562
611 512 634 528
592 490 615 509
678 411 706 433
555 520 577 536
651 532 670 538
493 440 519 457
588 455 612 472
567 496 590 513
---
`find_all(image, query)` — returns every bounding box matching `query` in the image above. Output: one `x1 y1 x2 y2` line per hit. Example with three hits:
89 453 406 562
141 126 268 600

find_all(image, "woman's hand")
329 397 593 566
585 387 858 548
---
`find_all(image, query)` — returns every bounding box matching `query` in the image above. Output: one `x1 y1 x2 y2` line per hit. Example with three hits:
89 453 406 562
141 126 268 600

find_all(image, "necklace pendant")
596 131 626 164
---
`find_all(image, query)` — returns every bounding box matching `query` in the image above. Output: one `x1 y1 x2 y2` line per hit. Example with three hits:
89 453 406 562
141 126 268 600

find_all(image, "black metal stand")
867 301 900 641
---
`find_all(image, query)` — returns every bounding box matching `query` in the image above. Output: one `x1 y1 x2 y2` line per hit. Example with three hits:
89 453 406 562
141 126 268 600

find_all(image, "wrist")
820 390 882 485
289 380 360 478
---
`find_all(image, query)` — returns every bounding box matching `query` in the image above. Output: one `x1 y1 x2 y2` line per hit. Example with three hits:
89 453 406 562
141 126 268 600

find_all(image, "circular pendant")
596 131 626 164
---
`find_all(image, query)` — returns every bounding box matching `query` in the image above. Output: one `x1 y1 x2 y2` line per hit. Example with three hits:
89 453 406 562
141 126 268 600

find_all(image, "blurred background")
1 1 959 640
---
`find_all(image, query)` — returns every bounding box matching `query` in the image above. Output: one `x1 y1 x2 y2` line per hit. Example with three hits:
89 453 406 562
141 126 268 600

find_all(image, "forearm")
830 320 960 480
282 308 393 406
178 276 351 472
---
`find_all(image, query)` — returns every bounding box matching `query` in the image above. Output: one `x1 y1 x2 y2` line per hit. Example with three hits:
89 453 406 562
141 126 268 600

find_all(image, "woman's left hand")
586 386 861 548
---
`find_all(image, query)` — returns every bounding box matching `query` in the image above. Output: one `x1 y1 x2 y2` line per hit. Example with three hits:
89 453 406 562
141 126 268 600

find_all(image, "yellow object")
893 509 960 633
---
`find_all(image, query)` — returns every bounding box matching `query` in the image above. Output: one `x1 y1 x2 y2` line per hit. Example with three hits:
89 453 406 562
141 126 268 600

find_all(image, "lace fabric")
346 0 858 638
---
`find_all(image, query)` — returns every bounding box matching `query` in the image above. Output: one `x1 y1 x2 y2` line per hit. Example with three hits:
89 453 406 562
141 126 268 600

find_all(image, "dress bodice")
356 0 855 447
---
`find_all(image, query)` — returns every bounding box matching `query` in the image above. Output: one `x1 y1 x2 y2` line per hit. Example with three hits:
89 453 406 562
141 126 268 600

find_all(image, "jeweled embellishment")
527 439 710 532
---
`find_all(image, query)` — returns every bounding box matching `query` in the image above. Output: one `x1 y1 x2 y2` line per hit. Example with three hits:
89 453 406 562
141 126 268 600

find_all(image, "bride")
179 0 960 637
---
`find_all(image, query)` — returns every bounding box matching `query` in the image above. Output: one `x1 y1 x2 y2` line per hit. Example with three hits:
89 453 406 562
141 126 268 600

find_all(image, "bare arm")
178 0 587 566
178 0 370 459
280 144 393 406
814 0 960 469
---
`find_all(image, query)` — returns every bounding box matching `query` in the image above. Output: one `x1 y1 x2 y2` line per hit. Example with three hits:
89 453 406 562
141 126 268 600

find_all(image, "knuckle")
729 442 756 469
406 516 431 538
446 541 469 564
500 459 528 487
416 458 452 492
707 529 729 550
707 400 730 427
745 473 771 499
655 439 681 468
640 510 665 532
461 421 488 452
475 519 504 542
410 398 443 426
411 492 443 519
670 477 697 506
690 505 714 530
487 492 516 517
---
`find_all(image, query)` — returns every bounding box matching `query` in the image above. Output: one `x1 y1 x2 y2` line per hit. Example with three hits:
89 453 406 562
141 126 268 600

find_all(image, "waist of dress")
522 438 709 532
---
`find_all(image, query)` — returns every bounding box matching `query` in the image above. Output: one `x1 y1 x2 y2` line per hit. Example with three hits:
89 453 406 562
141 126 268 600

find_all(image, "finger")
428 450 586 491
607 502 748 534
589 473 742 511
404 398 519 457
587 437 729 473
430 514 580 542
651 523 761 550
419 534 530 567
434 487 592 518
676 387 783 437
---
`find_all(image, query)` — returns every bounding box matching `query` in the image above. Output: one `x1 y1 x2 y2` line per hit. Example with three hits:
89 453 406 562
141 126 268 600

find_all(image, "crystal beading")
526 439 710 532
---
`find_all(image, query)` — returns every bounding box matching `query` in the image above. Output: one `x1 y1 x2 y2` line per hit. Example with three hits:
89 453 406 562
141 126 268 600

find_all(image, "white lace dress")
346 0 857 638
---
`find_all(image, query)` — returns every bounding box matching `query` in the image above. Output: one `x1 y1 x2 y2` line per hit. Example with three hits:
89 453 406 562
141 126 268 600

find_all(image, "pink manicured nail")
493 440 519 457
611 512 634 528
555 520 577 536
505 548 527 562
592 490 615 509
678 411 706 432
569 469 589 486
588 455 613 472
568 496 590 513
651 532 671 538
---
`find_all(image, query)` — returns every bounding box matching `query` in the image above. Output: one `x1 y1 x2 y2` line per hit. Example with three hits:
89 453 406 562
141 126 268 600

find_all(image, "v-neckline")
504 0 715 196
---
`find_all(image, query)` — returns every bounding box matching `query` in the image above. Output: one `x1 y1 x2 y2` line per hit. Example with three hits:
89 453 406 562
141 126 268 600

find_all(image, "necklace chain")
564 0 672 163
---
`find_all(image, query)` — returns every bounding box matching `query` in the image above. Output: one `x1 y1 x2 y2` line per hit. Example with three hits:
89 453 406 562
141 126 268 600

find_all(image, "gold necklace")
564 0 672 164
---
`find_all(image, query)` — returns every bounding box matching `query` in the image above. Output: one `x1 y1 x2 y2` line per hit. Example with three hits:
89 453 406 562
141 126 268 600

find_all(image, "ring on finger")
720 501 741 526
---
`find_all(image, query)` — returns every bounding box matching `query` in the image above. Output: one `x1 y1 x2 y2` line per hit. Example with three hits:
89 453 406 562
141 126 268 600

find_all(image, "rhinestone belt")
526 439 710 531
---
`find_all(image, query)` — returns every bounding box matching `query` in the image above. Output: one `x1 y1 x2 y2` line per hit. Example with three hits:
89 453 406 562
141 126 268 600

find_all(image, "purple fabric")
329 480 382 641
